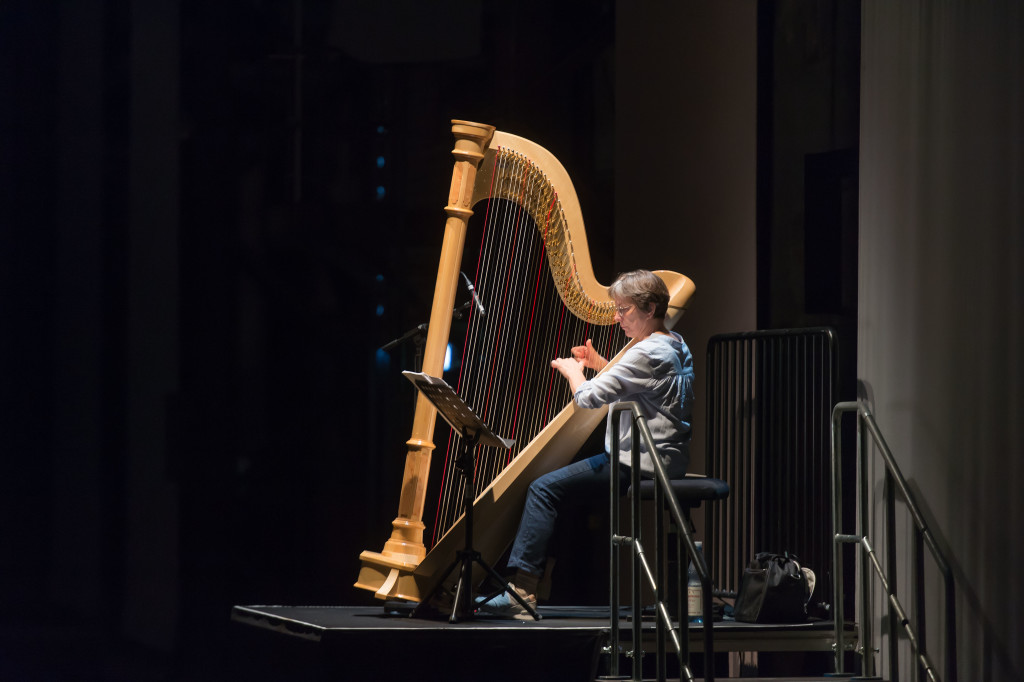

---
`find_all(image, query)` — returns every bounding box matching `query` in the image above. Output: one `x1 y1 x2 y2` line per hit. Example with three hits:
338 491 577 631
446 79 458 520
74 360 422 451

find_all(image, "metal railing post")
831 400 958 682
830 400 857 675
886 474 899 682
606 402 710 682
631 427 642 682
857 409 877 678
607 411 624 680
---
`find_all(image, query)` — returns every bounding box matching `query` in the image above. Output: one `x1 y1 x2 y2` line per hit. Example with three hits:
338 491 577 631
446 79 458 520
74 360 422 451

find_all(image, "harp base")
355 552 422 602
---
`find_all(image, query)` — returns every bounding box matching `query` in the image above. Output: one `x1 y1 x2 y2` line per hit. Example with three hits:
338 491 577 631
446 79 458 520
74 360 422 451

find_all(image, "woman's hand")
550 356 587 393
571 339 608 371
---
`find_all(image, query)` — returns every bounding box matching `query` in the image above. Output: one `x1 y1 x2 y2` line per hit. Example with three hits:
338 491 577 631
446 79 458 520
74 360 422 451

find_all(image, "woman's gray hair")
608 269 670 319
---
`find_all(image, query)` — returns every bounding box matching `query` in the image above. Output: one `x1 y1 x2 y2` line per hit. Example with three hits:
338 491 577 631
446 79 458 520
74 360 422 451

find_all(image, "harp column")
357 121 495 596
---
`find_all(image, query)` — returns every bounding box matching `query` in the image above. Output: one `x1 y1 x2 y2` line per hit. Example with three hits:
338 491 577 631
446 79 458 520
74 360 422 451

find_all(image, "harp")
355 120 695 603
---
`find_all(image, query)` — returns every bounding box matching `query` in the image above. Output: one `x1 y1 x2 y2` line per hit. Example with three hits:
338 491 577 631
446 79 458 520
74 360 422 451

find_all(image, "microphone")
461 272 486 317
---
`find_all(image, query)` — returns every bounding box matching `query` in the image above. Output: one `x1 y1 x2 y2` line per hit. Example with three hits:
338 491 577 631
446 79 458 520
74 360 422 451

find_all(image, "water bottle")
687 541 704 624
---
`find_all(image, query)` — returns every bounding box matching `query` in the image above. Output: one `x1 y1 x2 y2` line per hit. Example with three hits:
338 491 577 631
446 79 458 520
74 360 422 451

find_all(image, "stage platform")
231 604 856 681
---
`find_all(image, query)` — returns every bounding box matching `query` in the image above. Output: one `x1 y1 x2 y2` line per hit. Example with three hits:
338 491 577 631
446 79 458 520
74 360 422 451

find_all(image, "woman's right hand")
571 339 608 371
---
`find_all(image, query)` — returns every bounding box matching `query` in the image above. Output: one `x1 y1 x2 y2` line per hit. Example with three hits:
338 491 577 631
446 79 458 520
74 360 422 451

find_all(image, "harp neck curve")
472 130 615 324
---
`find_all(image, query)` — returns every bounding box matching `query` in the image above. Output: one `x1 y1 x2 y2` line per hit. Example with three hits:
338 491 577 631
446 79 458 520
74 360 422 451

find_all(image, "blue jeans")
507 453 631 576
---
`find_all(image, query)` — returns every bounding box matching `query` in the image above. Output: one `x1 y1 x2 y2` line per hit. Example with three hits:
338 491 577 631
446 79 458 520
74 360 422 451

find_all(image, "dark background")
0 1 860 679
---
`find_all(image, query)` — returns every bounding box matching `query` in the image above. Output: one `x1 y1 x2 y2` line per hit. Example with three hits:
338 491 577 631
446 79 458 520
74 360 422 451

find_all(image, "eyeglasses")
614 304 635 316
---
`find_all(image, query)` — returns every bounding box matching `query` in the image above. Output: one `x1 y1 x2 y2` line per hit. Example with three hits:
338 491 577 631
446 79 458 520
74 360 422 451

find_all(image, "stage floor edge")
231 603 856 653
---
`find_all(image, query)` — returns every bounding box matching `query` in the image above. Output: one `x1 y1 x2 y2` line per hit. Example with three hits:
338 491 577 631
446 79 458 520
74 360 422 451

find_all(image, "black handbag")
732 552 810 623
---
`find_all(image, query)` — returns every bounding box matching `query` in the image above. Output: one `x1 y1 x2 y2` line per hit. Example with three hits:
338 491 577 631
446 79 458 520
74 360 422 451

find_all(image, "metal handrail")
607 401 715 682
831 401 958 682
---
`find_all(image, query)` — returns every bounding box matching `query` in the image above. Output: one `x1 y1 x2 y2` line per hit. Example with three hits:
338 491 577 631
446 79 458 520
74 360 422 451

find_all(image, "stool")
627 474 731 615
629 473 731 508
629 473 731 532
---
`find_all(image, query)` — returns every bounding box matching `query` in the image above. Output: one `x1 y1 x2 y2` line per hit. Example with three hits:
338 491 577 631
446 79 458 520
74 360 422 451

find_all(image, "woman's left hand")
571 339 607 371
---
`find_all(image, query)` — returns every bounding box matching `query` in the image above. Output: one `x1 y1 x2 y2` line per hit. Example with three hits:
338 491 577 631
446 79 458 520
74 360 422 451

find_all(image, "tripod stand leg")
408 553 461 620
408 549 479 622
449 554 475 623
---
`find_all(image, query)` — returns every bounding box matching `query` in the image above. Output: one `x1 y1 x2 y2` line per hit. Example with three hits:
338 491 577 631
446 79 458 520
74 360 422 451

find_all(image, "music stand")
402 371 541 623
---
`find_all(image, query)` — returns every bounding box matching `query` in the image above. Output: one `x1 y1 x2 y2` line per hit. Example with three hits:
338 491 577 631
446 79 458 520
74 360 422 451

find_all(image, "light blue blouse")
573 331 694 478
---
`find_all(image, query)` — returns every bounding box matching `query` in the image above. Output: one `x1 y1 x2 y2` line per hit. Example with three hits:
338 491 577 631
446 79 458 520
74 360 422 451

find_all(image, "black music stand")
402 371 541 623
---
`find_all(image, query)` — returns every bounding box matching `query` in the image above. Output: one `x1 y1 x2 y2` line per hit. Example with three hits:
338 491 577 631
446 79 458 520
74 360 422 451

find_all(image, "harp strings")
430 147 625 545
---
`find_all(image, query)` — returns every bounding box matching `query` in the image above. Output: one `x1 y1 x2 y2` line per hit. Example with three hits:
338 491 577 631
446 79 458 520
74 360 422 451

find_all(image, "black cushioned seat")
629 474 731 507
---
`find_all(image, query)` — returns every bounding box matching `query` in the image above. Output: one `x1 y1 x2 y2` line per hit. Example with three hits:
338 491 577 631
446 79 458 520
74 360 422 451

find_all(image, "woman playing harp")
477 269 695 619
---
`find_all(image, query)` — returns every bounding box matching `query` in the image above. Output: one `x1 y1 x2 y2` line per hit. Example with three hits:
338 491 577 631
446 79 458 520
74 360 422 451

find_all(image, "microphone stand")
378 302 472 373
379 322 427 375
